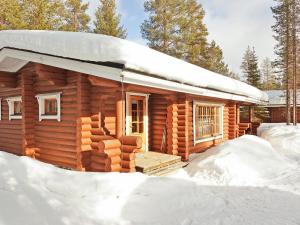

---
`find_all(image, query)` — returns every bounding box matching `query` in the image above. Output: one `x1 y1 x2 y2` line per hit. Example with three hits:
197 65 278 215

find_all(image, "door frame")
126 92 149 151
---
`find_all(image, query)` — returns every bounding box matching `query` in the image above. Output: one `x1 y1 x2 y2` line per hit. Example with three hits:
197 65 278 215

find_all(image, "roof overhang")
0 48 266 104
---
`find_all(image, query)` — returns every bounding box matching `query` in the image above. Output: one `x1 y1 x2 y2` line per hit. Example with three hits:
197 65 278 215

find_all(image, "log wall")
149 95 168 153
33 66 78 169
0 73 22 155
269 107 300 123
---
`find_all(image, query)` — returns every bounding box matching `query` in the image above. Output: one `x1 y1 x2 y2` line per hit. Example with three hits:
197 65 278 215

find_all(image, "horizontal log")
98 139 121 151
119 136 142 148
93 148 121 157
120 145 138 153
121 153 135 161
121 160 135 169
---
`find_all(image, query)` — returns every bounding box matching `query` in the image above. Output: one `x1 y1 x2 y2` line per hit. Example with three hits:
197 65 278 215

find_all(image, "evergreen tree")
141 0 229 74
62 0 90 32
271 0 300 124
260 58 281 90
178 0 209 68
206 40 229 75
0 0 64 30
141 0 182 56
240 46 261 88
93 0 127 38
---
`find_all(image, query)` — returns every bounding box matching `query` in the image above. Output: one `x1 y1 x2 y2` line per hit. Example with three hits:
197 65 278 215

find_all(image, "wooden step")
135 152 183 175
146 161 189 176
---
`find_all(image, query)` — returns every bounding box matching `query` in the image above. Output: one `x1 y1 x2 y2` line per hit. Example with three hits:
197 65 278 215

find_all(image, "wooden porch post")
249 106 254 123
116 92 125 139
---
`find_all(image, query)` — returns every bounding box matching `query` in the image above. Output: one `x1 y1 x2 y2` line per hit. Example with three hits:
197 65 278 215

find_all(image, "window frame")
36 92 61 122
193 101 224 144
7 96 22 120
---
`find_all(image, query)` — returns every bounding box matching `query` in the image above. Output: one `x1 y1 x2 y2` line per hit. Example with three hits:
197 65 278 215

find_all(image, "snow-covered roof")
0 30 268 103
264 90 300 107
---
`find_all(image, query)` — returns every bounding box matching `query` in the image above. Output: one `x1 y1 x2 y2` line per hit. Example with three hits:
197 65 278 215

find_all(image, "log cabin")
264 90 300 123
0 30 268 174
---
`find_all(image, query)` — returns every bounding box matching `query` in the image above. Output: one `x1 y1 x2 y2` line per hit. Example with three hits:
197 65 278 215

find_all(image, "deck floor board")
135 152 182 173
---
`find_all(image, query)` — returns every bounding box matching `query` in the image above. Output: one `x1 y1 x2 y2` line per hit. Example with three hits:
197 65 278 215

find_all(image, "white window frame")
193 101 224 144
36 92 62 122
7 96 22 120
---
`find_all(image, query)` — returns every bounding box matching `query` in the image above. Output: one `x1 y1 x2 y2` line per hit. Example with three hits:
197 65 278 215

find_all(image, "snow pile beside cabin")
2 133 300 225
259 124 300 163
0 30 267 103
178 135 293 185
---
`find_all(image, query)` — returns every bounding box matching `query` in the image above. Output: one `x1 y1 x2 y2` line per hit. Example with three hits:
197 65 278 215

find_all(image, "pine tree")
271 0 300 124
206 40 229 75
178 0 209 68
141 0 182 56
62 0 90 32
260 58 281 90
141 0 229 74
240 46 261 88
93 0 127 38
0 0 64 30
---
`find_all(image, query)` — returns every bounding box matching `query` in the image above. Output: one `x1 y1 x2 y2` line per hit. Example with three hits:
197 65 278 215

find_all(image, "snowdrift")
1 132 300 225
259 124 300 162
183 135 292 185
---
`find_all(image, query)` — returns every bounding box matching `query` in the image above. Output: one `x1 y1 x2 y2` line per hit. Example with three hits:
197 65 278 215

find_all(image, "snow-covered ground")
1 124 300 225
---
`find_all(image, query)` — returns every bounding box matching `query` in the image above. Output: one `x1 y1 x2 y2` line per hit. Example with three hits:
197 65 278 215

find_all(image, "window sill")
9 115 22 120
194 135 223 145
39 115 60 121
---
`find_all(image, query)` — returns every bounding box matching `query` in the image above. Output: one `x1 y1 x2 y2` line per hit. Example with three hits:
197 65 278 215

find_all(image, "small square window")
6 96 22 120
36 92 61 121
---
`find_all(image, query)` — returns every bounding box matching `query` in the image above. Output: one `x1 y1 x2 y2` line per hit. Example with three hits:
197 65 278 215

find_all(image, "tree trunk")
292 0 297 125
286 2 291 125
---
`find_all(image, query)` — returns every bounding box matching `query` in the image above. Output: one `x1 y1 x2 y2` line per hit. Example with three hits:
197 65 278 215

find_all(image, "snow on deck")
0 30 267 103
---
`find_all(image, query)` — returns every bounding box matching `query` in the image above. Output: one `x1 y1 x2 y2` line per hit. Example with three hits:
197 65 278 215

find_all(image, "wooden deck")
135 152 188 176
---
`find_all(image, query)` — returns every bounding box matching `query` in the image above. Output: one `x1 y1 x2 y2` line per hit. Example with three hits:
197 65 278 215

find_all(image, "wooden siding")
33 67 78 169
0 73 22 155
91 87 117 137
149 95 168 153
269 107 300 123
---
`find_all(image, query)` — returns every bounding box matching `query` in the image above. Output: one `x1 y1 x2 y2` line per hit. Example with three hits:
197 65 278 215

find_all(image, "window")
6 96 22 120
193 101 223 143
36 92 61 121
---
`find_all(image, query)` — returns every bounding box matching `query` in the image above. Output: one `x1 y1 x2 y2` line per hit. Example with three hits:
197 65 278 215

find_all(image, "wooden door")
127 95 148 151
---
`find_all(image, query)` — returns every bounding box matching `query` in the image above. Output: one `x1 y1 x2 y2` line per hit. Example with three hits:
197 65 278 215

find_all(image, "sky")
84 0 276 74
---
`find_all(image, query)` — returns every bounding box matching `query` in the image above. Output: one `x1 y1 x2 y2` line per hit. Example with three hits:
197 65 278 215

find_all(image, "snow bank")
259 124 300 162
0 30 267 103
182 135 292 185
1 151 300 225
1 127 300 224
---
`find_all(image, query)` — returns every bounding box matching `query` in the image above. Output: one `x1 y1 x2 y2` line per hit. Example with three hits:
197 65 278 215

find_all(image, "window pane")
44 99 57 115
13 101 22 115
195 104 222 141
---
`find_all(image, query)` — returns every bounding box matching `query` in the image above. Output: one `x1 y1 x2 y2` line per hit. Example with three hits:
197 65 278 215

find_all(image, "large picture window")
193 102 223 143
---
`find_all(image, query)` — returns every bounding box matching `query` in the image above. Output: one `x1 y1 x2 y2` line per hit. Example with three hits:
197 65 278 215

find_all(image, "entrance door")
126 93 148 151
